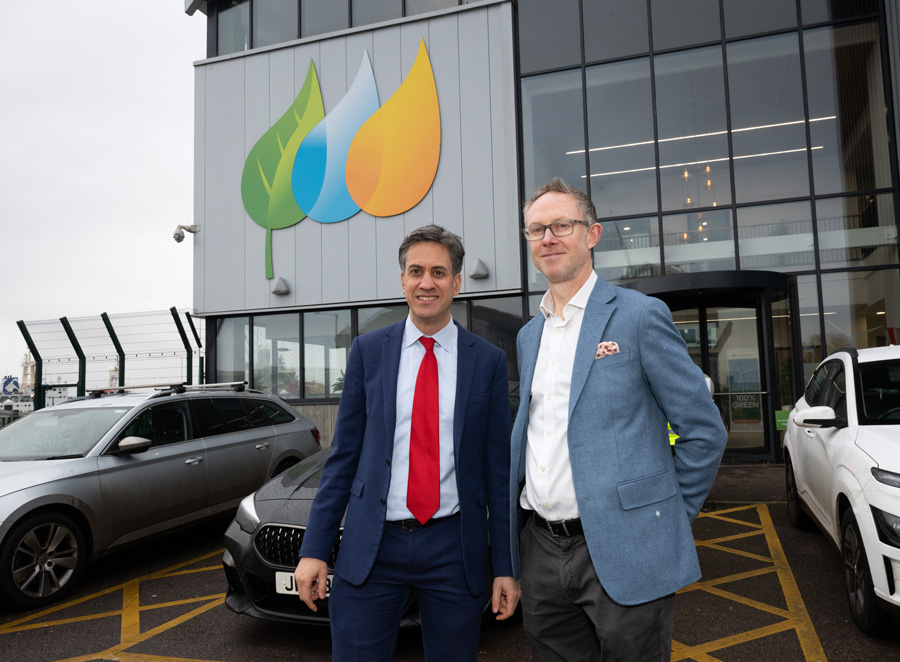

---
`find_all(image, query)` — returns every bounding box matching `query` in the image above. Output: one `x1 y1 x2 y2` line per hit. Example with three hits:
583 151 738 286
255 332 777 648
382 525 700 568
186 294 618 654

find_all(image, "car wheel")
785 458 811 530
0 511 87 610
841 509 886 635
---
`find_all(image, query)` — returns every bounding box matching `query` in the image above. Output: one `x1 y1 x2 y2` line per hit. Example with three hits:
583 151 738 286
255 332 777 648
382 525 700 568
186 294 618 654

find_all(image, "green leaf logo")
241 61 325 279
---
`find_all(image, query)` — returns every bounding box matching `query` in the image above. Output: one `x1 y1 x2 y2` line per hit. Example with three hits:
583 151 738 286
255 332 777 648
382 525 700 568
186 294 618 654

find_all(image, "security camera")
172 224 199 243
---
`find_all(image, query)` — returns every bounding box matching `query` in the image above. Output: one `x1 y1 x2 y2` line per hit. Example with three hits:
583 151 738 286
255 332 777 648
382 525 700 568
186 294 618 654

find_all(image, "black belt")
387 512 459 530
532 511 583 538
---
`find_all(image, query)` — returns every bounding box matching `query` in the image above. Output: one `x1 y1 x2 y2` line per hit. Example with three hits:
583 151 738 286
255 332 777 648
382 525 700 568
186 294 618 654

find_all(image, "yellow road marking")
1 507 829 661
0 549 228 662
673 504 828 661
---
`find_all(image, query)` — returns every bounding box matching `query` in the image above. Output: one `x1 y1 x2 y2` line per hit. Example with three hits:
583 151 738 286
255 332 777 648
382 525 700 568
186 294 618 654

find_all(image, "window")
804 22 892 195
301 0 348 38
358 306 407 335
816 194 898 270
254 314 301 399
594 217 661 284
352 0 402 27
583 0 648 62
727 34 809 203
191 398 253 437
254 400 297 425
820 362 847 419
218 0 250 55
121 403 191 448
253 0 298 48
304 310 351 398
217 318 249 384
654 46 730 211
663 208 734 274
650 0 720 51
736 201 814 272
820 270 900 352
723 0 797 38
517 0 581 74
585 58 657 217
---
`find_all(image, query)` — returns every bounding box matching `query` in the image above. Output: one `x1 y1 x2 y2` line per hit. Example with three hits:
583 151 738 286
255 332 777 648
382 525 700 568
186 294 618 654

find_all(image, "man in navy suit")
510 179 727 661
295 225 519 661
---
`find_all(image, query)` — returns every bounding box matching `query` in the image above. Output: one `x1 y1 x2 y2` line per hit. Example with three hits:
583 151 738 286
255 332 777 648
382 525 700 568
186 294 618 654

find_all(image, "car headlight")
871 467 900 489
235 493 260 534
872 506 900 548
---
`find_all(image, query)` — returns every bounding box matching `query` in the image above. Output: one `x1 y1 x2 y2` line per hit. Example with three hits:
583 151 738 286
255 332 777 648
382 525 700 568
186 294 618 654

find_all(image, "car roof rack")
85 381 251 399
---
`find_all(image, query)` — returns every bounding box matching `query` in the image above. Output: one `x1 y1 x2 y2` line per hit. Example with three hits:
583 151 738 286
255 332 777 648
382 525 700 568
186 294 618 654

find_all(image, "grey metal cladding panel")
428 15 466 288
292 43 324 307
203 60 247 313
488 3 520 291
244 55 273 311
266 48 300 309
345 32 379 303
372 27 407 300
457 10 497 293
193 67 206 313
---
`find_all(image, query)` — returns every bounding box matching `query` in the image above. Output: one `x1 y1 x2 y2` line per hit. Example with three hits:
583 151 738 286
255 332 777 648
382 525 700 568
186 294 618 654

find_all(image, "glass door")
671 305 767 453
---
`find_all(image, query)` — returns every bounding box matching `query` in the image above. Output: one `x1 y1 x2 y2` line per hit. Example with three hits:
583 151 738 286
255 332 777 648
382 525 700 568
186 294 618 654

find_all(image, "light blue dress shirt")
386 316 459 521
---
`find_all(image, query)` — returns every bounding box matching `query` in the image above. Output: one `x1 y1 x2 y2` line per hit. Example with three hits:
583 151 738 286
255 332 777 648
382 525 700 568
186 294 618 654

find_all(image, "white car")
783 346 900 634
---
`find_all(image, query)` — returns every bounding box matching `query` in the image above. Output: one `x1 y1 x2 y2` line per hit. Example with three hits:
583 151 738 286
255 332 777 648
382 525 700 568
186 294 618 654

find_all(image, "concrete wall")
193 1 519 317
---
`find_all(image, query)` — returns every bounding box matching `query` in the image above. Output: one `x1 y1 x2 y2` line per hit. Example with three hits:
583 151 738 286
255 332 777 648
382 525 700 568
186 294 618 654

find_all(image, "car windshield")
857 359 900 425
0 406 133 460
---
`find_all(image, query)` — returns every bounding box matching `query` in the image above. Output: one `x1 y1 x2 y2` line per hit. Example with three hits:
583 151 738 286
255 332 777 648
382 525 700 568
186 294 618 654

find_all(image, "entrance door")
671 305 767 453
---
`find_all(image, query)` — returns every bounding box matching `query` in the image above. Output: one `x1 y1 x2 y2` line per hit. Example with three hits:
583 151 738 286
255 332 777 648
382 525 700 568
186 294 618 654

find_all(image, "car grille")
254 524 341 569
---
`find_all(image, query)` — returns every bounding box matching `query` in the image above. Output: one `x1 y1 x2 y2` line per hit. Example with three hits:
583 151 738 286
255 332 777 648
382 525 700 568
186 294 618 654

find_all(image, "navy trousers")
329 515 487 662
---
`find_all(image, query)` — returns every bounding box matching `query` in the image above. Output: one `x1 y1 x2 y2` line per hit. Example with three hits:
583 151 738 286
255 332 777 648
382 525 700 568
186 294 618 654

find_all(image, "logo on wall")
241 39 441 279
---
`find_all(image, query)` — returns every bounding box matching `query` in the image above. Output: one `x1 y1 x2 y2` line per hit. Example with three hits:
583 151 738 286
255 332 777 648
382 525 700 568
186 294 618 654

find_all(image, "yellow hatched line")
0 549 228 662
672 504 827 661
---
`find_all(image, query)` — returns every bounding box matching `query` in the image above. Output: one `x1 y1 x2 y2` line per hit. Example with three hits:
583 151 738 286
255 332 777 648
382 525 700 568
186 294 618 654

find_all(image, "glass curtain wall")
517 0 899 376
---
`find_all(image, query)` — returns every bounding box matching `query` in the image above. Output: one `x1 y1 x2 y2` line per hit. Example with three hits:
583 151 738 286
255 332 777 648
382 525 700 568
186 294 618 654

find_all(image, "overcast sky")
0 3 207 382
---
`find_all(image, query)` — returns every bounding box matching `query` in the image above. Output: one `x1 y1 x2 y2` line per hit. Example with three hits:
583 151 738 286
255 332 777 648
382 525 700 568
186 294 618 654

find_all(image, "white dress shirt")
521 271 598 521
386 316 459 521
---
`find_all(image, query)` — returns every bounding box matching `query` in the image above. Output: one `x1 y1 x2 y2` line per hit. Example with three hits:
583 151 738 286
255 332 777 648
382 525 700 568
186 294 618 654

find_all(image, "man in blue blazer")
510 179 727 661
295 225 519 661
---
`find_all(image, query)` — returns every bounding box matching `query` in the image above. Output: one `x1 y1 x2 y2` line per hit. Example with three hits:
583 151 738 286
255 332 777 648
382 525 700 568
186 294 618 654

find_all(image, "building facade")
186 0 900 460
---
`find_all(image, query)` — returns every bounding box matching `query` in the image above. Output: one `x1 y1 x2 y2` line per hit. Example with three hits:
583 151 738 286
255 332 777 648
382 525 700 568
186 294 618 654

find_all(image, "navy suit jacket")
300 319 513 596
509 278 727 605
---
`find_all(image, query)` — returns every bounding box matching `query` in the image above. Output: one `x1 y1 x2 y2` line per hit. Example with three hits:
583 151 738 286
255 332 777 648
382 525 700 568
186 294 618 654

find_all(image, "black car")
222 448 422 626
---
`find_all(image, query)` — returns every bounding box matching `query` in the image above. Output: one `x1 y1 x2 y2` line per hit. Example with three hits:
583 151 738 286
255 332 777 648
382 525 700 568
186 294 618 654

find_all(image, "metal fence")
17 308 205 410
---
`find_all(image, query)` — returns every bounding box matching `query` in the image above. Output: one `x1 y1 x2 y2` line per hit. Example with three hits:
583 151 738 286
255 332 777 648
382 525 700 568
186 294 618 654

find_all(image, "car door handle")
256 443 270 450
185 456 204 465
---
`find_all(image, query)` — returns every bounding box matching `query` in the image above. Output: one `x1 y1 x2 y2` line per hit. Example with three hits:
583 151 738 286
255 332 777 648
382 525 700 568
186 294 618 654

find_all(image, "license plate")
275 570 332 597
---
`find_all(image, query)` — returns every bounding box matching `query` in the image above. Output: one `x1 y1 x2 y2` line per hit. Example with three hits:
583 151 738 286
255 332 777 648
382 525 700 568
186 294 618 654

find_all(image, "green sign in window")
775 409 791 431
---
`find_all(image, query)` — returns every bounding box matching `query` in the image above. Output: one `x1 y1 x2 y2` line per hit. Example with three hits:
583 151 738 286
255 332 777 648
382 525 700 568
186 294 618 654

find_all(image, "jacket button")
380 498 386 505
386 459 391 466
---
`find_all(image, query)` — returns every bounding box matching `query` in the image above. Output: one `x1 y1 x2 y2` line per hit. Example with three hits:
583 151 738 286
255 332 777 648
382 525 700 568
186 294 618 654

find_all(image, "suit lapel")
517 315 543 399
454 323 476 462
381 321 404 447
569 279 616 418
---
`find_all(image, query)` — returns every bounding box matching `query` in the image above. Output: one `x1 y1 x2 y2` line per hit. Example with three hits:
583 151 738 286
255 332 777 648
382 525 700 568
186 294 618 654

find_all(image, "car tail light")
312 429 321 447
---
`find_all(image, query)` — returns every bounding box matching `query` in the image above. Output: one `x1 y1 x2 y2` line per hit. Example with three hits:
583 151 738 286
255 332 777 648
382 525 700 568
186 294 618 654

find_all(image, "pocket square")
595 341 620 359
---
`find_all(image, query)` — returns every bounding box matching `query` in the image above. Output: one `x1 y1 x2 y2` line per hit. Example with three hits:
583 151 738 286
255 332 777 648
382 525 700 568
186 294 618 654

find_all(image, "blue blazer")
300 320 513 596
509 278 727 605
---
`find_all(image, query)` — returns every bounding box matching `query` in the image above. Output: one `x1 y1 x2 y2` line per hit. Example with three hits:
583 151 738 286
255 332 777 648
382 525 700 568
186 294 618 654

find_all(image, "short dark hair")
398 225 465 276
523 177 597 224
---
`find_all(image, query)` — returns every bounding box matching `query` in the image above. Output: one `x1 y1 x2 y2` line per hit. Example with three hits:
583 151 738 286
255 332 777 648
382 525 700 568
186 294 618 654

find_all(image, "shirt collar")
539 270 598 320
403 316 457 353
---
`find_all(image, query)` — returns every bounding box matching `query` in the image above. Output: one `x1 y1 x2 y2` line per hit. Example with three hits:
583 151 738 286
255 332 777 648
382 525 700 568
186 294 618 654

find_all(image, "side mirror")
793 406 847 429
116 436 152 454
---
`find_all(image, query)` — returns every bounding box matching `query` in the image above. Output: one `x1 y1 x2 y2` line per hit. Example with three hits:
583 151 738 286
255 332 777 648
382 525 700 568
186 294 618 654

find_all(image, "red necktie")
407 336 439 524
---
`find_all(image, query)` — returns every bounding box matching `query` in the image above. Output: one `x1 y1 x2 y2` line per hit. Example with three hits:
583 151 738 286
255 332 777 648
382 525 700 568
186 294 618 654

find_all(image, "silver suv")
0 382 320 610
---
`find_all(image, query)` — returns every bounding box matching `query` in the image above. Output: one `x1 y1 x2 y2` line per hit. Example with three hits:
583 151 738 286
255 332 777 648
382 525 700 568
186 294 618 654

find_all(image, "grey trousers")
520 514 675 662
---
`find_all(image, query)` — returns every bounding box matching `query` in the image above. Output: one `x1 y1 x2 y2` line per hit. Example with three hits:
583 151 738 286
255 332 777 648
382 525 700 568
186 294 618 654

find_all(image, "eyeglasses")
521 220 590 241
